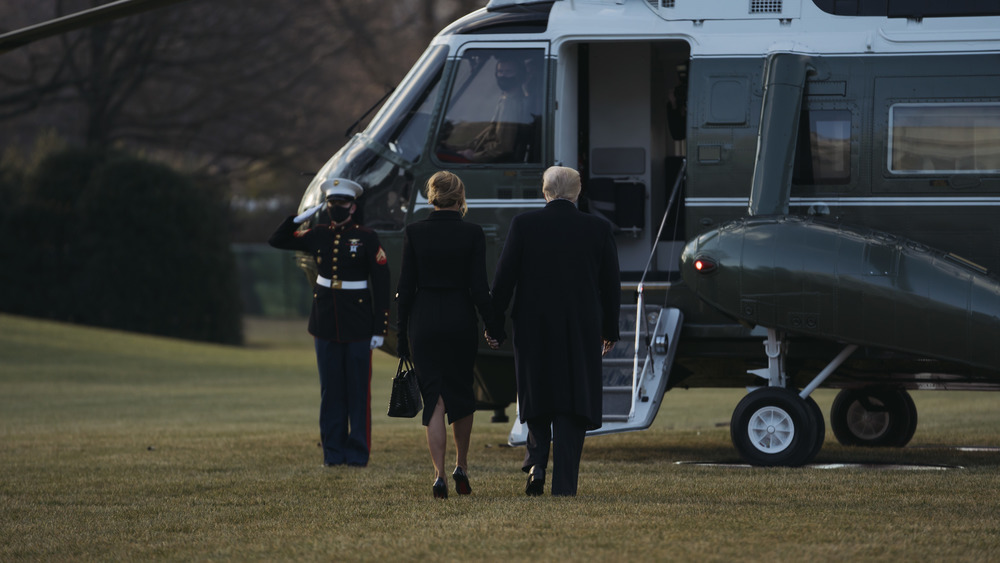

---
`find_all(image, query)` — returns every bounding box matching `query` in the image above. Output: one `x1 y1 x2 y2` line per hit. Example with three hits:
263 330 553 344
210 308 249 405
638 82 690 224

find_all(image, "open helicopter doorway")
506 40 693 445
569 40 690 281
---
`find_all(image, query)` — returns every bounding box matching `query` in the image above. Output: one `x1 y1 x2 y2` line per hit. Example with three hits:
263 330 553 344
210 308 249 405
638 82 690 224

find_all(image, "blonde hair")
542 166 581 201
426 171 468 216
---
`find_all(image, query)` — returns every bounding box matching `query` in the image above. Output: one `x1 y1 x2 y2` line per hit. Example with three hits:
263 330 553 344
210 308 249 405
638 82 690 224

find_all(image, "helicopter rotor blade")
0 0 192 55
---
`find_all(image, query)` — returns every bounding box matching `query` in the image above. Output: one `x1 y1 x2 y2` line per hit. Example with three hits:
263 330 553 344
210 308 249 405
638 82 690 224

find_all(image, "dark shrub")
0 148 243 345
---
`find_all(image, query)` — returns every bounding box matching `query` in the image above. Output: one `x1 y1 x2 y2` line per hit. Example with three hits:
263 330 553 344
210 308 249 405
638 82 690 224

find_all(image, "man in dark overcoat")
487 166 620 496
269 178 391 467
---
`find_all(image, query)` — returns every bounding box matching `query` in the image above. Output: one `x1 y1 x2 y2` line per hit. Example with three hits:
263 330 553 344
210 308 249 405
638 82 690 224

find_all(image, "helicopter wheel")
804 394 826 460
830 387 917 448
731 387 821 467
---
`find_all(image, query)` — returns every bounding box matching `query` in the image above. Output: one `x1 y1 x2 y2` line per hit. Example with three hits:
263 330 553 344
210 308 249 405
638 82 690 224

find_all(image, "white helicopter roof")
475 0 1000 57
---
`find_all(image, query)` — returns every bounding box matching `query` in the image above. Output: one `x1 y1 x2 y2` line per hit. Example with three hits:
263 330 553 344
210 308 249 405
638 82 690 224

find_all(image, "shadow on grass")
580 430 1000 470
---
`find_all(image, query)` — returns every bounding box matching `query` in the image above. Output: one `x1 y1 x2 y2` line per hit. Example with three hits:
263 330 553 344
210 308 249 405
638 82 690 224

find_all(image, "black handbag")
387 358 422 418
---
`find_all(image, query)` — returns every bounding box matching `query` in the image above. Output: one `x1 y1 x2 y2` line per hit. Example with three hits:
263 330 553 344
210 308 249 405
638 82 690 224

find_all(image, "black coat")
489 199 620 430
268 216 391 342
396 210 492 425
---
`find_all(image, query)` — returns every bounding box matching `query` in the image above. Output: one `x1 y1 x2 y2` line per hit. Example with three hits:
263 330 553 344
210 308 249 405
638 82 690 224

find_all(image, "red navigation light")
694 256 718 274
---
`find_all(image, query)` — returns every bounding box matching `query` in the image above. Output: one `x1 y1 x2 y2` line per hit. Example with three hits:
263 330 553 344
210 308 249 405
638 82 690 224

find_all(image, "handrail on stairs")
630 159 686 419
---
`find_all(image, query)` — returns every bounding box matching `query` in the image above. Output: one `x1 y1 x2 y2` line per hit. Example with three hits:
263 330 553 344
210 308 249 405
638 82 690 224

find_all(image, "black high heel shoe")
453 466 472 495
433 477 448 499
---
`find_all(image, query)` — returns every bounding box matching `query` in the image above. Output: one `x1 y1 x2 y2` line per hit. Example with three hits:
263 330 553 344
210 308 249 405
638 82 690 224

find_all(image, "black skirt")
408 287 478 426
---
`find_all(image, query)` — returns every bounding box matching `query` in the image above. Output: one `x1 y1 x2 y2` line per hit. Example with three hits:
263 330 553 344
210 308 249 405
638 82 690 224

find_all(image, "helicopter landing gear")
731 387 820 466
830 387 917 447
731 329 855 466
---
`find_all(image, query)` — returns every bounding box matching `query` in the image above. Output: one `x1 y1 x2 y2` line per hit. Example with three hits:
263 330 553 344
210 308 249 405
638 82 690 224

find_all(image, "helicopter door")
576 41 690 281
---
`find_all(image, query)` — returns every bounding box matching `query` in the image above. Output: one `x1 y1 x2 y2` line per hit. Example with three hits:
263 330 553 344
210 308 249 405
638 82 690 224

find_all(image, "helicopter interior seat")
586 147 646 234
586 177 645 235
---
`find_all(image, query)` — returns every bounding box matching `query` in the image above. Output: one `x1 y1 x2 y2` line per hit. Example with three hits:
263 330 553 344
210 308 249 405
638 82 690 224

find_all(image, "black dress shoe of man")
525 465 545 496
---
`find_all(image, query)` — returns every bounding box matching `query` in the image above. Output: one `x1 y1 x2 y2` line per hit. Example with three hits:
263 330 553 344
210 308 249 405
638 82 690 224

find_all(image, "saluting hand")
293 202 326 224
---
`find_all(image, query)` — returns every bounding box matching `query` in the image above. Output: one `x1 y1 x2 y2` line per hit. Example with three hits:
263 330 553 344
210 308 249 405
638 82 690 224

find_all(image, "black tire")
804 395 826 460
830 387 917 447
731 387 820 467
897 389 918 447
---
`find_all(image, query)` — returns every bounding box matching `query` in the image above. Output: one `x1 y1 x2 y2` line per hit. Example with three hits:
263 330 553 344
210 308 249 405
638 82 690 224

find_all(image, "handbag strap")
396 357 414 375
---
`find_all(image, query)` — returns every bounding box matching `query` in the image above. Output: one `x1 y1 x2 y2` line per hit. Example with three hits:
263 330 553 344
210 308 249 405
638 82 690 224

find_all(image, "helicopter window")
353 76 441 228
889 103 1000 174
365 45 448 157
390 72 443 162
341 47 448 232
434 48 544 165
793 109 852 185
355 150 412 232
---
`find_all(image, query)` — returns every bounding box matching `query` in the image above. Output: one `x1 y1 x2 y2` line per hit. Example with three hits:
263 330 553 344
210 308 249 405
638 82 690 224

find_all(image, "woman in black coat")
396 171 492 499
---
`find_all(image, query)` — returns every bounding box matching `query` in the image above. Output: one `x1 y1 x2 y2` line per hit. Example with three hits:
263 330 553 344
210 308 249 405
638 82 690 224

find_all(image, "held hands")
484 329 500 350
293 202 326 224
480 330 613 355
370 335 384 350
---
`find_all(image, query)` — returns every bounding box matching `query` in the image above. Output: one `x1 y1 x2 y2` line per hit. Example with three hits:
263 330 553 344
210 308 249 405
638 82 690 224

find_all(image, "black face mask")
328 205 352 223
496 75 521 93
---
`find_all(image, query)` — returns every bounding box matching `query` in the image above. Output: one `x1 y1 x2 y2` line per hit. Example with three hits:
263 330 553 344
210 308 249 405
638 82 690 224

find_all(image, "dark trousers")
314 338 372 466
523 414 587 496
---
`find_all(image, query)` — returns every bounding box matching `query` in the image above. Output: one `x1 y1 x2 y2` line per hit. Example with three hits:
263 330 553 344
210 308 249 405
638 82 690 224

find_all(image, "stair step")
602 365 634 387
602 386 632 417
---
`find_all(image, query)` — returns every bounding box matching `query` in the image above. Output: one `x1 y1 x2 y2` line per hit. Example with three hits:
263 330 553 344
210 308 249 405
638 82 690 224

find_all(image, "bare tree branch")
0 0 489 196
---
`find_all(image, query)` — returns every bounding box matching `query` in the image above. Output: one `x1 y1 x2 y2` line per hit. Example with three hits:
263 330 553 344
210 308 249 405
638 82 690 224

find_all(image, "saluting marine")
268 178 391 467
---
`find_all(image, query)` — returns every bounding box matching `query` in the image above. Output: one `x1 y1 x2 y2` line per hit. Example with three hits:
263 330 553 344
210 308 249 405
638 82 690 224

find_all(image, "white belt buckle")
316 275 367 290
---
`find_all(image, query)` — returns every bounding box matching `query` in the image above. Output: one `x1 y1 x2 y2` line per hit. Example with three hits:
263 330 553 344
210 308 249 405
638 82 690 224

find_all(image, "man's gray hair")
541 166 582 201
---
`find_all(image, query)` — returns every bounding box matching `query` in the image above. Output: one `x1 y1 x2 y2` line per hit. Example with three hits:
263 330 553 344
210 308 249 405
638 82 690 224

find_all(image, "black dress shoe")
525 465 545 496
433 477 448 499
453 466 472 495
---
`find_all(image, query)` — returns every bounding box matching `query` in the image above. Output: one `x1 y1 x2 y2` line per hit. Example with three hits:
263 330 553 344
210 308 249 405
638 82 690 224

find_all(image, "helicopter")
8 0 1000 466
295 0 1000 467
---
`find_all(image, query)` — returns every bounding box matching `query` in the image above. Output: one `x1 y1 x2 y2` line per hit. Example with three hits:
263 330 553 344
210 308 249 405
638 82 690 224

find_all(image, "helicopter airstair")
508 161 687 445
506 303 683 445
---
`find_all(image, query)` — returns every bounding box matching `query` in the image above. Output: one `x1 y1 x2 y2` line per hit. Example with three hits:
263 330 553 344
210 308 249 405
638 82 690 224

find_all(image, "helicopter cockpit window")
351 149 409 231
365 45 448 162
390 75 443 162
349 46 448 231
435 48 544 165
793 109 852 185
356 84 441 229
889 103 1000 174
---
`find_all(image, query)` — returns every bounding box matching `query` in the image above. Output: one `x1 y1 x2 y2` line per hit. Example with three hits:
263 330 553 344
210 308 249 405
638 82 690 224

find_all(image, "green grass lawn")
2 313 1000 561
